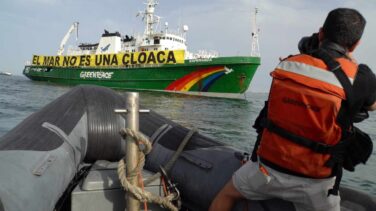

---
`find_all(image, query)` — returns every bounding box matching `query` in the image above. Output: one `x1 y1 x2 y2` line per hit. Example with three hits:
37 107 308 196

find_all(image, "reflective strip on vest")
277 61 354 88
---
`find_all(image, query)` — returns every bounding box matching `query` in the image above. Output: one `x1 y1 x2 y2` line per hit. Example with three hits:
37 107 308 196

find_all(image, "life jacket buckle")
311 142 332 154
330 64 341 72
234 152 251 164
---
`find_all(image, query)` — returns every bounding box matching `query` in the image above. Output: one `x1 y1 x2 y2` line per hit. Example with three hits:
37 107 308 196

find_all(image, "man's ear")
349 40 361 52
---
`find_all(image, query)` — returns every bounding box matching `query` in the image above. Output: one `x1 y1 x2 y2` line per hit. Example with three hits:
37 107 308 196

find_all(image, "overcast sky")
1 0 375 92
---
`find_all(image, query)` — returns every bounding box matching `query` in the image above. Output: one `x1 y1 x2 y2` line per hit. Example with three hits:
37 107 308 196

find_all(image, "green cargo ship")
23 0 260 98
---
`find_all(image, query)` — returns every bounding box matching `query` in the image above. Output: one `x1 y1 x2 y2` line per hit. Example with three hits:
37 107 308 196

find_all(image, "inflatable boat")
0 85 375 211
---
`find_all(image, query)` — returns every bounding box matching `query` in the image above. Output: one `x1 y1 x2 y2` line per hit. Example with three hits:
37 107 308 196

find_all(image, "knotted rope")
117 128 178 211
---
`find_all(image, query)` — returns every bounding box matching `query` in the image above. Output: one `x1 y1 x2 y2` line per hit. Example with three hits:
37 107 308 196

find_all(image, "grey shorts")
232 161 340 211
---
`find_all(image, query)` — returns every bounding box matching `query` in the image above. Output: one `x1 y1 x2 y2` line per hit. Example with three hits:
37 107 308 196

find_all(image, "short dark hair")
323 8 366 49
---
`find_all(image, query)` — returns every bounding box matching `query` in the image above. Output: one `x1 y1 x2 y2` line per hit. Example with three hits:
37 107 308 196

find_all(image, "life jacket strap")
310 49 354 196
263 118 345 196
311 49 354 108
262 119 333 154
327 164 343 196
251 101 269 162
251 134 261 162
263 118 349 167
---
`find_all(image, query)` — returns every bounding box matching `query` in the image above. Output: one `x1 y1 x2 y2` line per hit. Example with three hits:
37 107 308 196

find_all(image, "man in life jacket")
210 8 376 211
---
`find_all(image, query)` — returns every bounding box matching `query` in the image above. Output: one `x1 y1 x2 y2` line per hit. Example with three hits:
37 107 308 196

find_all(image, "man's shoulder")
279 54 300 62
358 64 374 74
356 64 376 82
281 53 319 62
353 63 376 107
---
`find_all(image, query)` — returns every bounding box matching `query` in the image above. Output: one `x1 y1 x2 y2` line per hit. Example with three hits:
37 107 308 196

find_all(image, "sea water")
0 75 375 195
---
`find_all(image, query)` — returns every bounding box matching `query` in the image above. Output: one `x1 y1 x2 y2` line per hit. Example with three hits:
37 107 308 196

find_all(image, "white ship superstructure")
65 0 217 59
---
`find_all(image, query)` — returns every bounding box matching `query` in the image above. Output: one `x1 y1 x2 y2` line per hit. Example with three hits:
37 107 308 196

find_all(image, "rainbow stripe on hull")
165 66 229 92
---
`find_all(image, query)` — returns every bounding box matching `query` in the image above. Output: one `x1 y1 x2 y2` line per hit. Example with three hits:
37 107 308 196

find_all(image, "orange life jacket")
257 54 358 178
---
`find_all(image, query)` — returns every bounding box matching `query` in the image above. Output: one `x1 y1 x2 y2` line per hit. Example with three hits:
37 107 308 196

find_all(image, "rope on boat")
144 128 197 185
117 128 178 211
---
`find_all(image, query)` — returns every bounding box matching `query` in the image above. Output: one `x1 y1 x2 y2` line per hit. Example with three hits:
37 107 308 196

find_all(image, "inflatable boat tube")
0 86 127 211
0 85 375 211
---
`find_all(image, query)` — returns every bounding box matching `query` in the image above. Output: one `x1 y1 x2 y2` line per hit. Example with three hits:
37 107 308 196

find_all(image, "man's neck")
320 40 351 59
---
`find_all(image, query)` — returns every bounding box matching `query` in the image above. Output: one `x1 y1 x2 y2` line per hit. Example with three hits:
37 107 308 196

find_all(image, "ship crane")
57 22 79 55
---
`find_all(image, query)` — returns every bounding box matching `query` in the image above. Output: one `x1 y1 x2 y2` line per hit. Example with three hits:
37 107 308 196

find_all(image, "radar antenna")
137 0 160 35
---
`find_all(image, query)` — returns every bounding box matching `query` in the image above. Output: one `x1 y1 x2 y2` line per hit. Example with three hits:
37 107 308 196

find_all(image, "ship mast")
251 8 260 57
138 0 160 36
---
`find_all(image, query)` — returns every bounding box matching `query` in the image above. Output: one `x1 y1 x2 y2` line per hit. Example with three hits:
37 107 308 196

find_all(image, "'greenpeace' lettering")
80 71 114 79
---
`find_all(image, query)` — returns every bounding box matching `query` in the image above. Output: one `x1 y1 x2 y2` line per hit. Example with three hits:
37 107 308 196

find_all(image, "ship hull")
23 56 260 98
